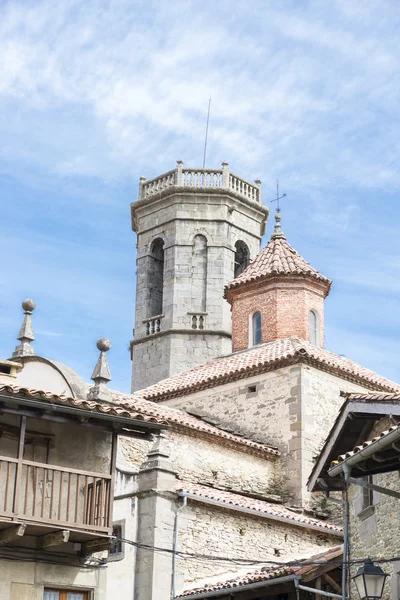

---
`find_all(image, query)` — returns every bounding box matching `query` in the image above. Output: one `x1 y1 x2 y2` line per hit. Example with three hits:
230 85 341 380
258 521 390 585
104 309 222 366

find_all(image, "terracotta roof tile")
177 546 343 597
225 226 331 295
113 393 279 457
0 383 167 425
342 392 400 402
175 481 343 534
137 337 400 401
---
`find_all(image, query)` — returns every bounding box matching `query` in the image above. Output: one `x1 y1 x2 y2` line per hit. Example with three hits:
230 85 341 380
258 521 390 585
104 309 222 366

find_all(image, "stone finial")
12 298 36 358
87 338 112 403
270 212 286 239
139 434 175 476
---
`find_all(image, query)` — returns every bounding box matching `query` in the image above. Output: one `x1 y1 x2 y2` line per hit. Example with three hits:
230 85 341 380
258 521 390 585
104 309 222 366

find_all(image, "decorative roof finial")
270 180 287 239
270 179 286 214
87 338 113 403
12 298 36 358
271 212 286 239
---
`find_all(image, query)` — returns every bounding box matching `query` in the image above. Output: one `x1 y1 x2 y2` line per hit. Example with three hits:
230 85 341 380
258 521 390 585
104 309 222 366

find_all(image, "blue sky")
1 0 400 392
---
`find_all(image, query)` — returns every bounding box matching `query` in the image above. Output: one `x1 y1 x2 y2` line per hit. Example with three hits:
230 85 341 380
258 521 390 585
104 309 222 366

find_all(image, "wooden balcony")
0 456 113 534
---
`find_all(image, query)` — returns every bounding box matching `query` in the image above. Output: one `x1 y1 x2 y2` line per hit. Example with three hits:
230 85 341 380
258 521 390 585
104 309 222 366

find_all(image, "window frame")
108 519 126 562
362 474 374 510
44 590 89 600
309 309 320 347
249 311 262 347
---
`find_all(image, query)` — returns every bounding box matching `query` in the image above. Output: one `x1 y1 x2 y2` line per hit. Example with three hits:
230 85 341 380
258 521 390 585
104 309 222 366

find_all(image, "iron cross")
271 180 286 213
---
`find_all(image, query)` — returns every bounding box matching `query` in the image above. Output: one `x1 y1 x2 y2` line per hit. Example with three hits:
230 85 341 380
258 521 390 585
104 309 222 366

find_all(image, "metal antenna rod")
202 96 211 169
271 179 286 213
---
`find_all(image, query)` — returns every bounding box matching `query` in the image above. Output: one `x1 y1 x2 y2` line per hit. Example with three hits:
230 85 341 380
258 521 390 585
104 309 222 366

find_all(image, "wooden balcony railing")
0 456 112 533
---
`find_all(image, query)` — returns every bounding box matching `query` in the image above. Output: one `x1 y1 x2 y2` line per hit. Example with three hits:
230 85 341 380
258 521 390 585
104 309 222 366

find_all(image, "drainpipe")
342 464 351 600
172 496 188 599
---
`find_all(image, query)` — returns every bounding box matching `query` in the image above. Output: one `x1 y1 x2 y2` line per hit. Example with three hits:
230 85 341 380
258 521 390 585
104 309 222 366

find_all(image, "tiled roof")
0 383 167 425
113 392 279 457
177 546 343 597
335 422 400 463
225 226 331 295
137 337 400 401
175 481 343 534
342 392 400 402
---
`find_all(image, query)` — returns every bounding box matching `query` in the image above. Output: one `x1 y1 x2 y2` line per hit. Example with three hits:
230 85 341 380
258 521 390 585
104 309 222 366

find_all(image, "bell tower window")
148 238 164 317
309 310 320 346
234 241 250 278
250 311 262 347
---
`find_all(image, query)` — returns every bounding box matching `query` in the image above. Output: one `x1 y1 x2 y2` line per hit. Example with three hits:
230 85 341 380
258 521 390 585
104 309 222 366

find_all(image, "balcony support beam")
0 523 26 546
82 537 110 556
39 529 70 549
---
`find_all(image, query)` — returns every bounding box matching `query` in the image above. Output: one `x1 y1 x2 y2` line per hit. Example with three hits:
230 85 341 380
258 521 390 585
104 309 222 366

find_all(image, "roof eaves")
176 486 343 535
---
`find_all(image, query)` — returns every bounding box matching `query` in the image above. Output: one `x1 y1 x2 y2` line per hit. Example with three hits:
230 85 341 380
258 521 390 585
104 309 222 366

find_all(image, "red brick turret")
225 214 332 352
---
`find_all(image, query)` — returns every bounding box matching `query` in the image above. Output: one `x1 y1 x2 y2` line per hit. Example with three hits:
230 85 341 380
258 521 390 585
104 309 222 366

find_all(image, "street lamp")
353 558 388 600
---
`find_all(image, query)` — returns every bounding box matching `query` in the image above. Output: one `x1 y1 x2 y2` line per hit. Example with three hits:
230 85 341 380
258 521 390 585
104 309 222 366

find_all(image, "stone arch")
234 241 250 278
148 237 165 317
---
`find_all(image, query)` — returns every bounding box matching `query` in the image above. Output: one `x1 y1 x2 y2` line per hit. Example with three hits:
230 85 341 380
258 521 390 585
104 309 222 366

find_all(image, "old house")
309 392 400 600
3 163 400 599
0 305 166 600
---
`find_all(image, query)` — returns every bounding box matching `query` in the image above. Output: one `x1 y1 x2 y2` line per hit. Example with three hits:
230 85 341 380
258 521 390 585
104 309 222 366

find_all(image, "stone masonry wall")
131 188 267 391
230 279 325 352
119 430 276 497
162 364 373 506
347 418 400 600
300 366 370 506
177 500 341 591
163 367 302 501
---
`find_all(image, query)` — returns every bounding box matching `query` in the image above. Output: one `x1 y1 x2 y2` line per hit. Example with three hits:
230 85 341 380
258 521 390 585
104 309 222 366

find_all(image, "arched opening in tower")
148 238 164 317
234 241 250 278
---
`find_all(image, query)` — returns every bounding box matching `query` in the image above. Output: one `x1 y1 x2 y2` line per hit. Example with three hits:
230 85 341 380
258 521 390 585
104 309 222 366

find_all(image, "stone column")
134 436 177 600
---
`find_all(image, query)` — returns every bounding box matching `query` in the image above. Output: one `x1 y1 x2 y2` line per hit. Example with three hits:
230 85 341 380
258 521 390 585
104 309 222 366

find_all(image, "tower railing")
139 161 262 204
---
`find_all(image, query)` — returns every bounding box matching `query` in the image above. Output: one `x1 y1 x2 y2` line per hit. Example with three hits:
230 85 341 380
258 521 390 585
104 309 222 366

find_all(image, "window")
362 475 374 510
108 521 125 562
234 241 250 278
148 238 164 317
252 312 262 346
309 310 320 347
44 591 88 600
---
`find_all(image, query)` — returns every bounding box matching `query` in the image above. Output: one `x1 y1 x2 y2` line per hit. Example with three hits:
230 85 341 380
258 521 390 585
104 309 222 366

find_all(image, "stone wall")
162 364 371 506
177 500 340 591
347 417 400 600
348 469 400 600
131 187 267 391
119 429 276 497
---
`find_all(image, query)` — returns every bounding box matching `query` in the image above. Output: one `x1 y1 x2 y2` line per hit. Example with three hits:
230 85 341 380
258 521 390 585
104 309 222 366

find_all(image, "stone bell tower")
130 161 268 392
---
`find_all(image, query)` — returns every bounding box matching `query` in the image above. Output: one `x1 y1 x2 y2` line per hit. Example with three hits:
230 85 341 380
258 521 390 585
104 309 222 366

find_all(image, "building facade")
3 162 400 600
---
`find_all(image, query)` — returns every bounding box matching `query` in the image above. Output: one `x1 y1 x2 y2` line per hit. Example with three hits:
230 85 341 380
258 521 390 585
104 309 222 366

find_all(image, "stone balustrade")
144 315 163 336
139 161 261 204
189 314 206 330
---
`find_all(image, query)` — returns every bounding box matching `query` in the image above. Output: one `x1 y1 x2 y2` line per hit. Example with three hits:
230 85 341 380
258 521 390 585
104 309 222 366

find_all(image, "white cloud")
1 0 400 190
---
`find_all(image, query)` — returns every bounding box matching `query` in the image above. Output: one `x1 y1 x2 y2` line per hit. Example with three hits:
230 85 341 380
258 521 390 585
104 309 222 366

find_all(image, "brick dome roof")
225 214 332 297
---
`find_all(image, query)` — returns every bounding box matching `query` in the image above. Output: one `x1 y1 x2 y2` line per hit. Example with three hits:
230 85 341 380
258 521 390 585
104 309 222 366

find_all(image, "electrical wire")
117 535 399 569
